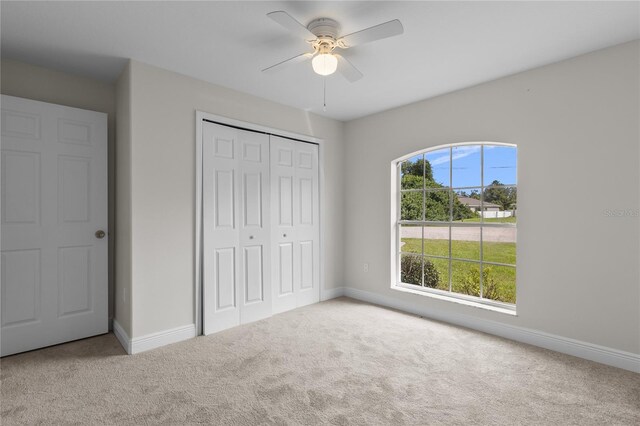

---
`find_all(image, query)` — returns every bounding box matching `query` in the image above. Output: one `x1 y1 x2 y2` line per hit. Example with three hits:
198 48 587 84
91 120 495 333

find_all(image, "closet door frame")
195 111 325 336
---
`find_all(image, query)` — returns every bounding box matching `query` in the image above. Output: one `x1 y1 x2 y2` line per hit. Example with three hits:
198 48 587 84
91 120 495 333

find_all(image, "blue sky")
408 145 516 188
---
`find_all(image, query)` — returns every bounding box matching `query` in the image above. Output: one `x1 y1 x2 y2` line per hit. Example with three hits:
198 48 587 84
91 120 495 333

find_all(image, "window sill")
391 283 517 316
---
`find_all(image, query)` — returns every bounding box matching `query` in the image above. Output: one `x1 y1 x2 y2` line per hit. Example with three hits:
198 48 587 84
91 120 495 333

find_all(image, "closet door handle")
283 234 287 238
249 235 254 240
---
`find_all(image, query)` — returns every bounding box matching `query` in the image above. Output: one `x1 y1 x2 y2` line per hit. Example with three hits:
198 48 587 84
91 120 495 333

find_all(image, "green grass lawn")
401 238 516 304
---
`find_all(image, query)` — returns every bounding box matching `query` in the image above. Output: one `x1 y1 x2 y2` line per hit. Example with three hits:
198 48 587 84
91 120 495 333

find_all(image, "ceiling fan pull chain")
323 77 327 112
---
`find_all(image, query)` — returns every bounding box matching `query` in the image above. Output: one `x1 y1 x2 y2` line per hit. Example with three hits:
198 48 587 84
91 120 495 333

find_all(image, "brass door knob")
95 230 106 239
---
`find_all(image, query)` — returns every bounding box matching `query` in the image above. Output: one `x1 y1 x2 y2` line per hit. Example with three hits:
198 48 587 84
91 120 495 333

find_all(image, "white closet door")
293 141 320 308
270 136 320 313
1 95 108 356
202 122 270 335
238 128 271 324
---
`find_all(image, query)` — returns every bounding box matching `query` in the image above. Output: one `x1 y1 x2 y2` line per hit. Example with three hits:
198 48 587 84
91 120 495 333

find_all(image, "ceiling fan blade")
337 19 404 48
267 11 316 40
261 52 314 74
335 54 363 82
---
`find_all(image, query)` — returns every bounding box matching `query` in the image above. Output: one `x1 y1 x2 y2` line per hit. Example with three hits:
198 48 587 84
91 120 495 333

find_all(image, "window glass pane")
453 189 481 221
401 191 423 221
400 225 422 254
481 186 517 224
425 190 450 221
401 154 424 189
483 228 516 265
451 260 481 297
451 227 480 261
400 253 422 286
452 145 481 188
395 144 516 308
484 145 517 186
425 148 450 187
481 265 516 304
423 225 449 258
424 256 449 291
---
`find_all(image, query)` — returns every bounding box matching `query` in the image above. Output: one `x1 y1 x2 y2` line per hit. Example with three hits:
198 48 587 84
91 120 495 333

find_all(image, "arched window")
393 143 517 311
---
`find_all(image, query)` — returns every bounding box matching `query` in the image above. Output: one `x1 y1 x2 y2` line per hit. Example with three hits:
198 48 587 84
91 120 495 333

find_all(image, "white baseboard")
344 287 640 373
112 320 196 355
321 286 346 301
112 319 131 354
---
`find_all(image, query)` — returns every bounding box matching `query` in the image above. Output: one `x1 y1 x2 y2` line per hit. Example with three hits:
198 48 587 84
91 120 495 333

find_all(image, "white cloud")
429 145 480 166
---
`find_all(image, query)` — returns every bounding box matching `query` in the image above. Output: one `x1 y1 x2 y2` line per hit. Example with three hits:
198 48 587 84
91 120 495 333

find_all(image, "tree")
401 174 424 190
401 158 433 181
453 197 477 220
401 157 476 221
401 191 423 221
425 190 450 221
484 180 517 210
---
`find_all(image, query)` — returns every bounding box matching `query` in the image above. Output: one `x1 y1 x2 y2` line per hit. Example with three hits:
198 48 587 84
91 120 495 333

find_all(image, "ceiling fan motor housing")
307 18 340 39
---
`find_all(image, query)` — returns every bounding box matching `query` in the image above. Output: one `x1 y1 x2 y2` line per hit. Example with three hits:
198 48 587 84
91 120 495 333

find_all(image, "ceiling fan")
262 11 404 82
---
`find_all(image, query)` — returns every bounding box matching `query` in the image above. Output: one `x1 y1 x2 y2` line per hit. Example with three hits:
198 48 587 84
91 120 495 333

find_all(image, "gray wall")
124 60 346 338
344 41 640 354
1 59 117 324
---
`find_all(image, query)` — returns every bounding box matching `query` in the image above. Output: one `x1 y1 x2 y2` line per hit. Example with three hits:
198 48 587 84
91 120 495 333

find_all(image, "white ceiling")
2 1 638 121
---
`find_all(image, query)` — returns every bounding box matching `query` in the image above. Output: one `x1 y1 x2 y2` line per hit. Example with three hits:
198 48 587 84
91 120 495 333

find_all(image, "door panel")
278 176 293 226
237 131 271 324
202 122 271 333
271 138 297 313
270 136 320 313
278 242 294 295
1 95 108 357
243 173 262 227
58 246 92 316
244 246 263 303
59 156 91 223
1 249 41 327
300 241 314 290
299 178 313 225
215 248 236 311
1 108 41 139
237 130 271 324
203 125 241 334
293 141 320 307
2 151 40 224
277 148 293 167
215 170 235 229
242 142 262 162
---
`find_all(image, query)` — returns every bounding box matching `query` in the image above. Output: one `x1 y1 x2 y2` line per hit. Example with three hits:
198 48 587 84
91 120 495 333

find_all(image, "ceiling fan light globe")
312 54 338 76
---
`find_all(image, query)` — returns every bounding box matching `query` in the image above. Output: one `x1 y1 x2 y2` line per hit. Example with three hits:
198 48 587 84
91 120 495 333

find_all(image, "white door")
270 136 320 314
1 95 108 356
202 122 271 335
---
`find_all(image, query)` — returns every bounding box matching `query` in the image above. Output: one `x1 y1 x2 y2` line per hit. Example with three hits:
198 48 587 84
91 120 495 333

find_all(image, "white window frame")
390 142 517 314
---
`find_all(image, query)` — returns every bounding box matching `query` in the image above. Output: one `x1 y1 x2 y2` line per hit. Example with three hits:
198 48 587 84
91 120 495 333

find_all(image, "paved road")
400 226 516 243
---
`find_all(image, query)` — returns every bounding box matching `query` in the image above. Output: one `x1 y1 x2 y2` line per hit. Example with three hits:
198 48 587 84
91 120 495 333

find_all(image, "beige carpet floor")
1 297 639 425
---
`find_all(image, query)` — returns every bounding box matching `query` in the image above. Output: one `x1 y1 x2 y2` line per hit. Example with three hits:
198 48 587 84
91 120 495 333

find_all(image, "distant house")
457 196 501 212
